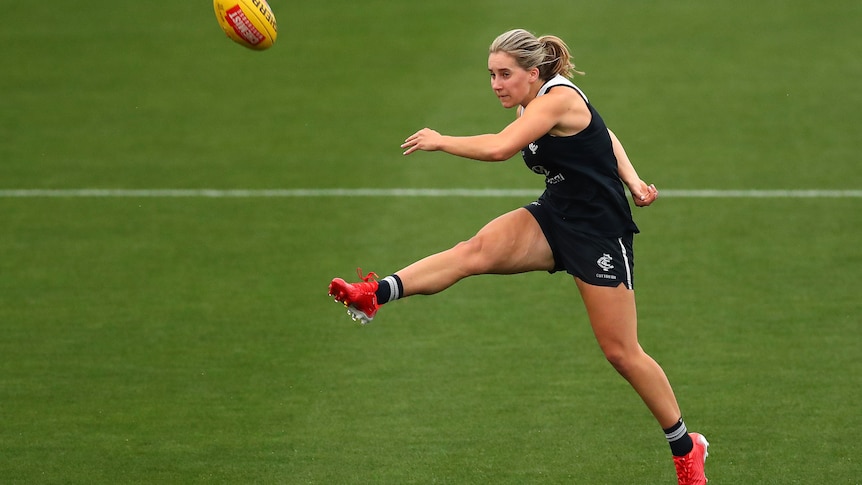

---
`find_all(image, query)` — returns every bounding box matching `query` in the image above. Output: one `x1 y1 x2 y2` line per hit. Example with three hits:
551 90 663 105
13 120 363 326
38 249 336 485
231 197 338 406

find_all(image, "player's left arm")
609 129 658 207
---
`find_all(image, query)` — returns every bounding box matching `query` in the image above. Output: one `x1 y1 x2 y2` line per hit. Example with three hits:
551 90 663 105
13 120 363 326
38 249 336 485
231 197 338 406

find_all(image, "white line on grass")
0 189 860 198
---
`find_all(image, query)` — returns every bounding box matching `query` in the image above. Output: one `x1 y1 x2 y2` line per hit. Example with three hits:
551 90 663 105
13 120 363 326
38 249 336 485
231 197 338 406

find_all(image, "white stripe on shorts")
618 237 633 289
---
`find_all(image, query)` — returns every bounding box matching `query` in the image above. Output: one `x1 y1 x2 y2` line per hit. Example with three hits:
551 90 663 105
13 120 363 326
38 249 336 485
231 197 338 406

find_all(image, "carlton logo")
225 5 266 45
597 253 615 272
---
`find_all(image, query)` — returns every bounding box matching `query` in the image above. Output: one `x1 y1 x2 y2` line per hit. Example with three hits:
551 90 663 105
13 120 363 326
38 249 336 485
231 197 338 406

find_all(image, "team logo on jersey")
597 253 614 272
531 165 549 175
528 142 539 154
546 173 565 184
530 165 565 184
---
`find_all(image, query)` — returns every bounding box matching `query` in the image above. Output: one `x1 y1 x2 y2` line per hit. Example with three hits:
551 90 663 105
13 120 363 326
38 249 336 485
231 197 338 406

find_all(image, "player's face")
488 52 537 108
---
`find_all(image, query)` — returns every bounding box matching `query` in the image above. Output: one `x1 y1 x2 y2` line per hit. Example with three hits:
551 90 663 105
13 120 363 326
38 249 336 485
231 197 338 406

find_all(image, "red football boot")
674 433 709 485
328 269 380 324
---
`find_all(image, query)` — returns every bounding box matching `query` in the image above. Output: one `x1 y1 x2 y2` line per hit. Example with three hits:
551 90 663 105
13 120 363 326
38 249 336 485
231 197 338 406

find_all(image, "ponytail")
537 35 584 79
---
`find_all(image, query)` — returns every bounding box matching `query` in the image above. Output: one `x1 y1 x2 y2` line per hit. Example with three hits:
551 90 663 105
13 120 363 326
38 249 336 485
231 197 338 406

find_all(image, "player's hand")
630 181 658 207
401 128 442 155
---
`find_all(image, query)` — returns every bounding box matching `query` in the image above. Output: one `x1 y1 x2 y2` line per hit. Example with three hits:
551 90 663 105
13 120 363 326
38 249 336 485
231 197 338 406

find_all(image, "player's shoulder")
540 75 590 105
533 82 588 118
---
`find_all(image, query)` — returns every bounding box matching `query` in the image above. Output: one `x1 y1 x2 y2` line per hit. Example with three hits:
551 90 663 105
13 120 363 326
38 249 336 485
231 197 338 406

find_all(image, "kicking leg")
329 207 554 323
396 207 555 296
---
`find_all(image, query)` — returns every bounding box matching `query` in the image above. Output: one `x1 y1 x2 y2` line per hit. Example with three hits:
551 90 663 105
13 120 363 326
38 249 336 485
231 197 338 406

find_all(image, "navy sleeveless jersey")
520 75 639 237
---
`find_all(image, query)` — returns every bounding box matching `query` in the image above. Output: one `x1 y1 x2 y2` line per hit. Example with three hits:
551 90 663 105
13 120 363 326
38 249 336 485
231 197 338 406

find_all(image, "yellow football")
213 0 278 51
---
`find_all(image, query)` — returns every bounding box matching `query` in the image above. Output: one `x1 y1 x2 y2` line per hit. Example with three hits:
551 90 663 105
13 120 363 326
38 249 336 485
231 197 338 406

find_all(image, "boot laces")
356 268 378 283
674 454 695 484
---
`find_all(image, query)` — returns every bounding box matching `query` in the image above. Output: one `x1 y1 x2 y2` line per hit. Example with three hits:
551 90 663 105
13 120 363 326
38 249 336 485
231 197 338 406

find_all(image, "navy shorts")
524 201 635 289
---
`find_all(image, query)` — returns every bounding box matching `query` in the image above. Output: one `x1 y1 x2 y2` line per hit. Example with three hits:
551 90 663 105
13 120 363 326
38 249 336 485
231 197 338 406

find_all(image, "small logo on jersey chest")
528 142 539 154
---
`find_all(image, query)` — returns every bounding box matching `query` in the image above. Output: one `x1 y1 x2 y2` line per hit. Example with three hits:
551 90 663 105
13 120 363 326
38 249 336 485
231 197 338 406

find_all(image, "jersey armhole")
545 84 589 105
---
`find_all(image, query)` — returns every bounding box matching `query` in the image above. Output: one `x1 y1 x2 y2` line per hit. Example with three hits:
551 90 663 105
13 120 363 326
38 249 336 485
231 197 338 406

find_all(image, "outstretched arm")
400 91 567 162
401 129 515 161
609 129 658 207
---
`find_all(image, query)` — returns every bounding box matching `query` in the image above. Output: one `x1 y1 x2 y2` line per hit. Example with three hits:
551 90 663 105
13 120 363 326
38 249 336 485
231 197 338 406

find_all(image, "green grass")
2 1 861 483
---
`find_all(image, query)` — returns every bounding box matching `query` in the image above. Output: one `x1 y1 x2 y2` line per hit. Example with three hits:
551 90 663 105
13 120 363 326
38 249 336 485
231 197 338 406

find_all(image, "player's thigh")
472 207 555 273
575 278 639 351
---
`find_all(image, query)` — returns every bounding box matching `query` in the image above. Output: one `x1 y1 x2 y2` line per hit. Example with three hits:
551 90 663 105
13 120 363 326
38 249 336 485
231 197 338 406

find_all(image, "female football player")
329 28 708 484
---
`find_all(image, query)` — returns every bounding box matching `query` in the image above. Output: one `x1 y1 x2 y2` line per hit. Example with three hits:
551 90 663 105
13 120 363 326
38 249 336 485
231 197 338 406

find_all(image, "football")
213 0 278 51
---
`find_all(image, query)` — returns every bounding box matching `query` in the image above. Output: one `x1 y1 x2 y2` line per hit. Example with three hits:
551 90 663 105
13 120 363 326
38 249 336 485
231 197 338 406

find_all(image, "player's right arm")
401 90 568 161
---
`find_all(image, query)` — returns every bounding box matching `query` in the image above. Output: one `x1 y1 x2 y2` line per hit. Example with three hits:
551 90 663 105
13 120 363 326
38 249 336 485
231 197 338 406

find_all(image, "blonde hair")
489 29 584 80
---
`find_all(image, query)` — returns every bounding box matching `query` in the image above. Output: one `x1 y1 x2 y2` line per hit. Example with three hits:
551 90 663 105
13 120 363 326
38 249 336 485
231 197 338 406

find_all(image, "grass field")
2 1 860 483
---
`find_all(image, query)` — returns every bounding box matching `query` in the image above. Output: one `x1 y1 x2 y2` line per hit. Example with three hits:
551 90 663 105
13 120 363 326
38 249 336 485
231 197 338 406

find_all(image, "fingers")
401 135 417 155
401 140 418 155
639 184 657 200
635 184 658 207
401 132 418 147
401 131 417 155
401 128 429 155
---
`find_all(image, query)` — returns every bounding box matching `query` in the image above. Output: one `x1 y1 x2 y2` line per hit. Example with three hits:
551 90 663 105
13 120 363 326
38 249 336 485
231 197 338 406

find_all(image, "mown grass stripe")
0 188 860 198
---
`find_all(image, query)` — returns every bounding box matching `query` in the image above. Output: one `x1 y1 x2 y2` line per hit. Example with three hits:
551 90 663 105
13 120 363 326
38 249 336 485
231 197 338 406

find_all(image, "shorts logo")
597 253 614 272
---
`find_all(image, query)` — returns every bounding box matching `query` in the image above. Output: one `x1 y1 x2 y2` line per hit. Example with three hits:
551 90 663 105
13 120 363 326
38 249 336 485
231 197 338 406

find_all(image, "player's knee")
602 346 639 377
453 236 494 275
